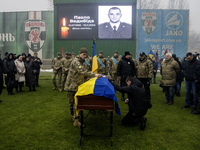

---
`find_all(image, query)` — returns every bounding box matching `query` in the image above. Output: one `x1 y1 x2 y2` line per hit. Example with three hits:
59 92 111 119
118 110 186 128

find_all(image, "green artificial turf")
0 72 199 150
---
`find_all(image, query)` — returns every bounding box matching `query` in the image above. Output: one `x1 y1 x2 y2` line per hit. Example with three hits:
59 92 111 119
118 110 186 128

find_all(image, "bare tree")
189 30 200 52
48 0 53 10
137 0 163 9
168 0 189 9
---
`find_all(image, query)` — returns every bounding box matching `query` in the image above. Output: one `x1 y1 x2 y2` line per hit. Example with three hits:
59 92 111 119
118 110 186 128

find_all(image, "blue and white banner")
137 10 189 59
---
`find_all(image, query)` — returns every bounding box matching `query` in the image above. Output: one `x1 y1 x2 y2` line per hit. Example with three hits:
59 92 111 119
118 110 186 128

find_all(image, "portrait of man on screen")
98 6 133 39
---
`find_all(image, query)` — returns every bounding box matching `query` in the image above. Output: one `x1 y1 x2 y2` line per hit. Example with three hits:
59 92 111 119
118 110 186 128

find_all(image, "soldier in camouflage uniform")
52 53 62 90
84 55 92 71
136 52 153 100
97 51 108 75
60 52 73 91
109 51 120 85
65 47 102 127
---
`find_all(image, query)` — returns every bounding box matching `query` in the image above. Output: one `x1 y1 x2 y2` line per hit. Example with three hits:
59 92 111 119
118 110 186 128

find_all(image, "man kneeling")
110 76 151 130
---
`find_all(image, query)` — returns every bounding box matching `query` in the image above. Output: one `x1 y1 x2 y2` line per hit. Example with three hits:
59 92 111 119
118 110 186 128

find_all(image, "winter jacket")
14 59 26 82
25 60 36 86
136 56 153 79
117 56 135 77
33 56 42 73
161 58 180 86
183 57 200 81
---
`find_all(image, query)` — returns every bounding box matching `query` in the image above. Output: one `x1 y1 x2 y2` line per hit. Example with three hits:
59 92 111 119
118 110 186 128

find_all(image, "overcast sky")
0 0 199 33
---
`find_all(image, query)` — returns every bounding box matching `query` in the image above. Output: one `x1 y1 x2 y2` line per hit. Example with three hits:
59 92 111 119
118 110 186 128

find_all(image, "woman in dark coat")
4 53 17 95
25 56 36 91
0 58 5 102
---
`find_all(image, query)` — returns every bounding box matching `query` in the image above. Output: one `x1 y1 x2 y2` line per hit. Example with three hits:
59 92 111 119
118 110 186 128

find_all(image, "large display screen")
56 3 136 40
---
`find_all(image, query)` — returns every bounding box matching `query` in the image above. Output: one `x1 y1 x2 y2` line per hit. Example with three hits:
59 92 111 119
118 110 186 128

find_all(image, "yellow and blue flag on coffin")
149 50 156 60
74 77 121 116
92 42 98 73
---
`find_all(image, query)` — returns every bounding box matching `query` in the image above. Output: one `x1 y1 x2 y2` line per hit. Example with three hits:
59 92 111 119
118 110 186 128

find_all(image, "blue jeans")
164 86 174 103
176 81 181 93
185 80 198 108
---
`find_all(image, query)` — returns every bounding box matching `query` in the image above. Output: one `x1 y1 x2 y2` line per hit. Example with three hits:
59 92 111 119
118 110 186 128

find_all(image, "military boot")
73 119 81 127
53 85 57 90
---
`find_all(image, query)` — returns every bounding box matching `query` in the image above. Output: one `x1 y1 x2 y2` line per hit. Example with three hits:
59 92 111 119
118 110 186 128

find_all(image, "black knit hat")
124 51 131 56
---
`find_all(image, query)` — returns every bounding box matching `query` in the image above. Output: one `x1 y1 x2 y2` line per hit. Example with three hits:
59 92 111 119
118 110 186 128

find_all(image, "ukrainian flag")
92 42 98 73
149 50 156 60
74 77 121 116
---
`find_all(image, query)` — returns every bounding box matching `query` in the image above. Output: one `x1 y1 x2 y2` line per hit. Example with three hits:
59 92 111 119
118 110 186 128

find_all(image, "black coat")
0 58 4 94
152 60 158 71
33 57 42 73
112 78 150 114
183 57 200 81
25 60 36 86
117 56 135 77
4 54 17 90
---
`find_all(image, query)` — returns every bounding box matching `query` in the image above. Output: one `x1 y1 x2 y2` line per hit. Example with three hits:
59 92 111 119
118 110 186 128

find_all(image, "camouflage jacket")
83 57 92 71
136 56 153 79
97 56 108 75
52 57 62 72
61 57 73 73
65 56 95 92
109 56 121 74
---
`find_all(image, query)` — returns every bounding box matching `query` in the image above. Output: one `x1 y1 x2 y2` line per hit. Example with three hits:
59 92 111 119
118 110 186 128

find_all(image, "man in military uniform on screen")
98 7 132 39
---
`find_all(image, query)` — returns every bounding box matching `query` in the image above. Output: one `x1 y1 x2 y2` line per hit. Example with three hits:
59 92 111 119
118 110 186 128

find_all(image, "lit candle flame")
62 18 66 26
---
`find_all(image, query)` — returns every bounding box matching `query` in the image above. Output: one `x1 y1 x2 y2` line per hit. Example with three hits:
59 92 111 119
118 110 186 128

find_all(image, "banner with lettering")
0 11 53 59
137 10 188 60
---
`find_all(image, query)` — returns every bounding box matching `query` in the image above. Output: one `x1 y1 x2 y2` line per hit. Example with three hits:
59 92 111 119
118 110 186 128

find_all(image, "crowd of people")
1 48 200 130
0 52 42 101
51 48 200 130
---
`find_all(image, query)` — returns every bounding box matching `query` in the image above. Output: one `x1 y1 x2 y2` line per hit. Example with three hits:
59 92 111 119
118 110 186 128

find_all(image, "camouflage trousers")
52 70 62 88
67 91 76 117
111 73 120 85
61 72 68 90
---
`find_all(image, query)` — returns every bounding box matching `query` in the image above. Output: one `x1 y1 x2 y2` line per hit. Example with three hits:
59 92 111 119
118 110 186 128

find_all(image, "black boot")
29 86 32 91
154 78 157 84
33 86 36 91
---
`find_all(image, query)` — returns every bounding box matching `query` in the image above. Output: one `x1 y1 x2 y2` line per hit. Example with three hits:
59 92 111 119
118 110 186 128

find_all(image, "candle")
61 18 69 38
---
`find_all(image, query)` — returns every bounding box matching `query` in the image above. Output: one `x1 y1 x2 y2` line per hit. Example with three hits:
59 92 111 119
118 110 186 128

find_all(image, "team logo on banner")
24 20 46 52
141 11 157 35
165 11 183 30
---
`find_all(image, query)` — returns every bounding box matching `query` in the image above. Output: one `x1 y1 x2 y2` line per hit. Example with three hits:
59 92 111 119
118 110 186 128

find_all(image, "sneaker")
73 119 81 128
139 117 147 130
181 105 190 109
53 87 57 90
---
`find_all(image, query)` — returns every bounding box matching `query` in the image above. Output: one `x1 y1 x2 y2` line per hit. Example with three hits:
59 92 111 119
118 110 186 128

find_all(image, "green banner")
0 11 53 59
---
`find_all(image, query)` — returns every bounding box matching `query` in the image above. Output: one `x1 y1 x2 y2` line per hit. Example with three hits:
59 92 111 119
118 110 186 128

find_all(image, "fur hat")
98 51 103 54
114 50 118 54
79 47 88 54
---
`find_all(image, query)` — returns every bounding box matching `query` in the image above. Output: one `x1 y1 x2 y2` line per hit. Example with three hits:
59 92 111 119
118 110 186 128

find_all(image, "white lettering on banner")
166 30 183 36
0 33 15 42
162 45 173 50
151 45 160 49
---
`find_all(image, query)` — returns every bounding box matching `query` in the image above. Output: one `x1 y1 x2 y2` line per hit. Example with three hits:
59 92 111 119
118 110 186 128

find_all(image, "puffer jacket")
136 56 153 79
161 58 180 86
